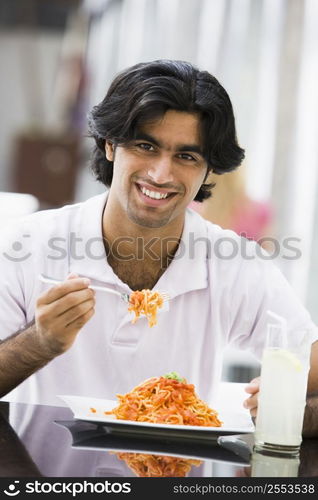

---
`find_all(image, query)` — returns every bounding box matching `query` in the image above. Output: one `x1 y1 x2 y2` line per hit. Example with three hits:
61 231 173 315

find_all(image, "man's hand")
35 273 95 356
244 376 260 418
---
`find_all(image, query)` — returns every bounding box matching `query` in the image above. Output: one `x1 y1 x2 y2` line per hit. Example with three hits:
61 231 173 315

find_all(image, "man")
0 60 317 434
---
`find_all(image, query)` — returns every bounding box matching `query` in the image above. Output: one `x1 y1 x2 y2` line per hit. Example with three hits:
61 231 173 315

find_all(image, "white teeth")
141 187 168 199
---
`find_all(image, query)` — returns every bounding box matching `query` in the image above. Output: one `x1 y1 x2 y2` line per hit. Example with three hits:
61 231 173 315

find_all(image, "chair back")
0 192 39 225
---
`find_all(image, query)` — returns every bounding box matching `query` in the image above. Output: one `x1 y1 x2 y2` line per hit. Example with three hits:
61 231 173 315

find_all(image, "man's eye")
178 153 195 161
136 143 154 151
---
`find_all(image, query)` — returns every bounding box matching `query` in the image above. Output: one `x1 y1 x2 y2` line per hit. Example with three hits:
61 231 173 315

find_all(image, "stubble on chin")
126 199 173 229
127 208 172 228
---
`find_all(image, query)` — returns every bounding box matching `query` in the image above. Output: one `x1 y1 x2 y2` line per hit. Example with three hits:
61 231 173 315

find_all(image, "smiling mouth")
136 183 178 201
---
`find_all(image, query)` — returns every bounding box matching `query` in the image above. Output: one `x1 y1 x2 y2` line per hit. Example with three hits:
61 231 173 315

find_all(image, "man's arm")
307 340 318 394
301 340 318 437
0 322 56 398
302 393 318 438
0 276 95 398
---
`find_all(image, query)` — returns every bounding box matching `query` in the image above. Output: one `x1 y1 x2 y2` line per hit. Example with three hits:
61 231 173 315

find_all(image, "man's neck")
102 201 184 263
102 201 185 289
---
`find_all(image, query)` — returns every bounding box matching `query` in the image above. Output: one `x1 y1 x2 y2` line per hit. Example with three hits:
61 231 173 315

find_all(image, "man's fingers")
62 299 95 327
37 288 95 322
66 272 80 280
37 278 91 305
66 307 95 331
55 288 95 318
243 393 258 409
244 376 260 394
250 376 260 385
243 392 258 417
35 274 96 355
244 377 260 418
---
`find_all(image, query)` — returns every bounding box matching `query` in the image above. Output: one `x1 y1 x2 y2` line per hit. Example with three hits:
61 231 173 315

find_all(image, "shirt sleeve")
227 241 318 360
0 219 36 340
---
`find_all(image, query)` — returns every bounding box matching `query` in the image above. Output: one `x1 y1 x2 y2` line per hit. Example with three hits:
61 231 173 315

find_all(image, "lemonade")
254 346 310 451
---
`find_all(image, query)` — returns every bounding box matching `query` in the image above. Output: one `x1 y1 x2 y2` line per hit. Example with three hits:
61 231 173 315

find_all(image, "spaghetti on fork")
128 289 164 327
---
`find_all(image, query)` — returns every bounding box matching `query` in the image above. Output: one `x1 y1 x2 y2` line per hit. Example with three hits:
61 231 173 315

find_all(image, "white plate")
58 395 255 436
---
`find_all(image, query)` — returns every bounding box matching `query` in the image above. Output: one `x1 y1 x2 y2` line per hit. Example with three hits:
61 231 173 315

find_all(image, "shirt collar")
69 192 208 296
155 208 208 298
69 191 121 285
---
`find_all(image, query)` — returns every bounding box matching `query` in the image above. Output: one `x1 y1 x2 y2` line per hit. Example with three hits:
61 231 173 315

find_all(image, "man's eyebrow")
133 132 161 146
133 132 204 156
178 144 203 156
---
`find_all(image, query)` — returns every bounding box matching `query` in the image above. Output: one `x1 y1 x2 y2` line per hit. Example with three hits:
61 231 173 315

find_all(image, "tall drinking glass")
254 325 311 455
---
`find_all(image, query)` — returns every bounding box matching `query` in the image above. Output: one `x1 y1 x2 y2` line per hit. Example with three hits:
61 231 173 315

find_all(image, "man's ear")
105 141 114 162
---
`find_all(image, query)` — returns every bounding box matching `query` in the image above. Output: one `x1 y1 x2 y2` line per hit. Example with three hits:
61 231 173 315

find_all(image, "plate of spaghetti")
59 373 254 438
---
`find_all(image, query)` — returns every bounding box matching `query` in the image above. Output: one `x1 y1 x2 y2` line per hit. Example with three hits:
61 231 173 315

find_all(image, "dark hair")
88 59 245 202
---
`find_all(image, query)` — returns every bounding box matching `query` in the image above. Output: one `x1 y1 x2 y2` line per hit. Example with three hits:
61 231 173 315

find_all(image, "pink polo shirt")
0 193 316 406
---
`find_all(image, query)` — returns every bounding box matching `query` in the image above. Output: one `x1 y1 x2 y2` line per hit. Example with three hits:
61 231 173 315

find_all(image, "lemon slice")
264 348 303 371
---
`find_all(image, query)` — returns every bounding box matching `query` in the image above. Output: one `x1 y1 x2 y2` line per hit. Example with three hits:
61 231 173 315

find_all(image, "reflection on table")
0 401 317 478
251 449 300 477
113 452 202 477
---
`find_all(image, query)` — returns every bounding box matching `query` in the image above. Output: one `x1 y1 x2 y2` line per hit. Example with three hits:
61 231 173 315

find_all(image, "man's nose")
147 155 174 184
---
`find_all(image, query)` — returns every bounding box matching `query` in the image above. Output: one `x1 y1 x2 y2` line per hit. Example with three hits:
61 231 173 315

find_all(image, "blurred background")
0 0 318 383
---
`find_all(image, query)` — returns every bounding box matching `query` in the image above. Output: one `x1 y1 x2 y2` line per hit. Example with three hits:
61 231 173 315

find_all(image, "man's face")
105 110 208 229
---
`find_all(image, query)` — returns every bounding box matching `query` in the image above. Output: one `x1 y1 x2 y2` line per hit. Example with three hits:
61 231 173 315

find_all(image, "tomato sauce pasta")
128 289 164 327
106 376 222 427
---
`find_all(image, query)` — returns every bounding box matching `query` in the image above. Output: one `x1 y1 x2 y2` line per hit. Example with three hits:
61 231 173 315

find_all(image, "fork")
38 274 170 303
